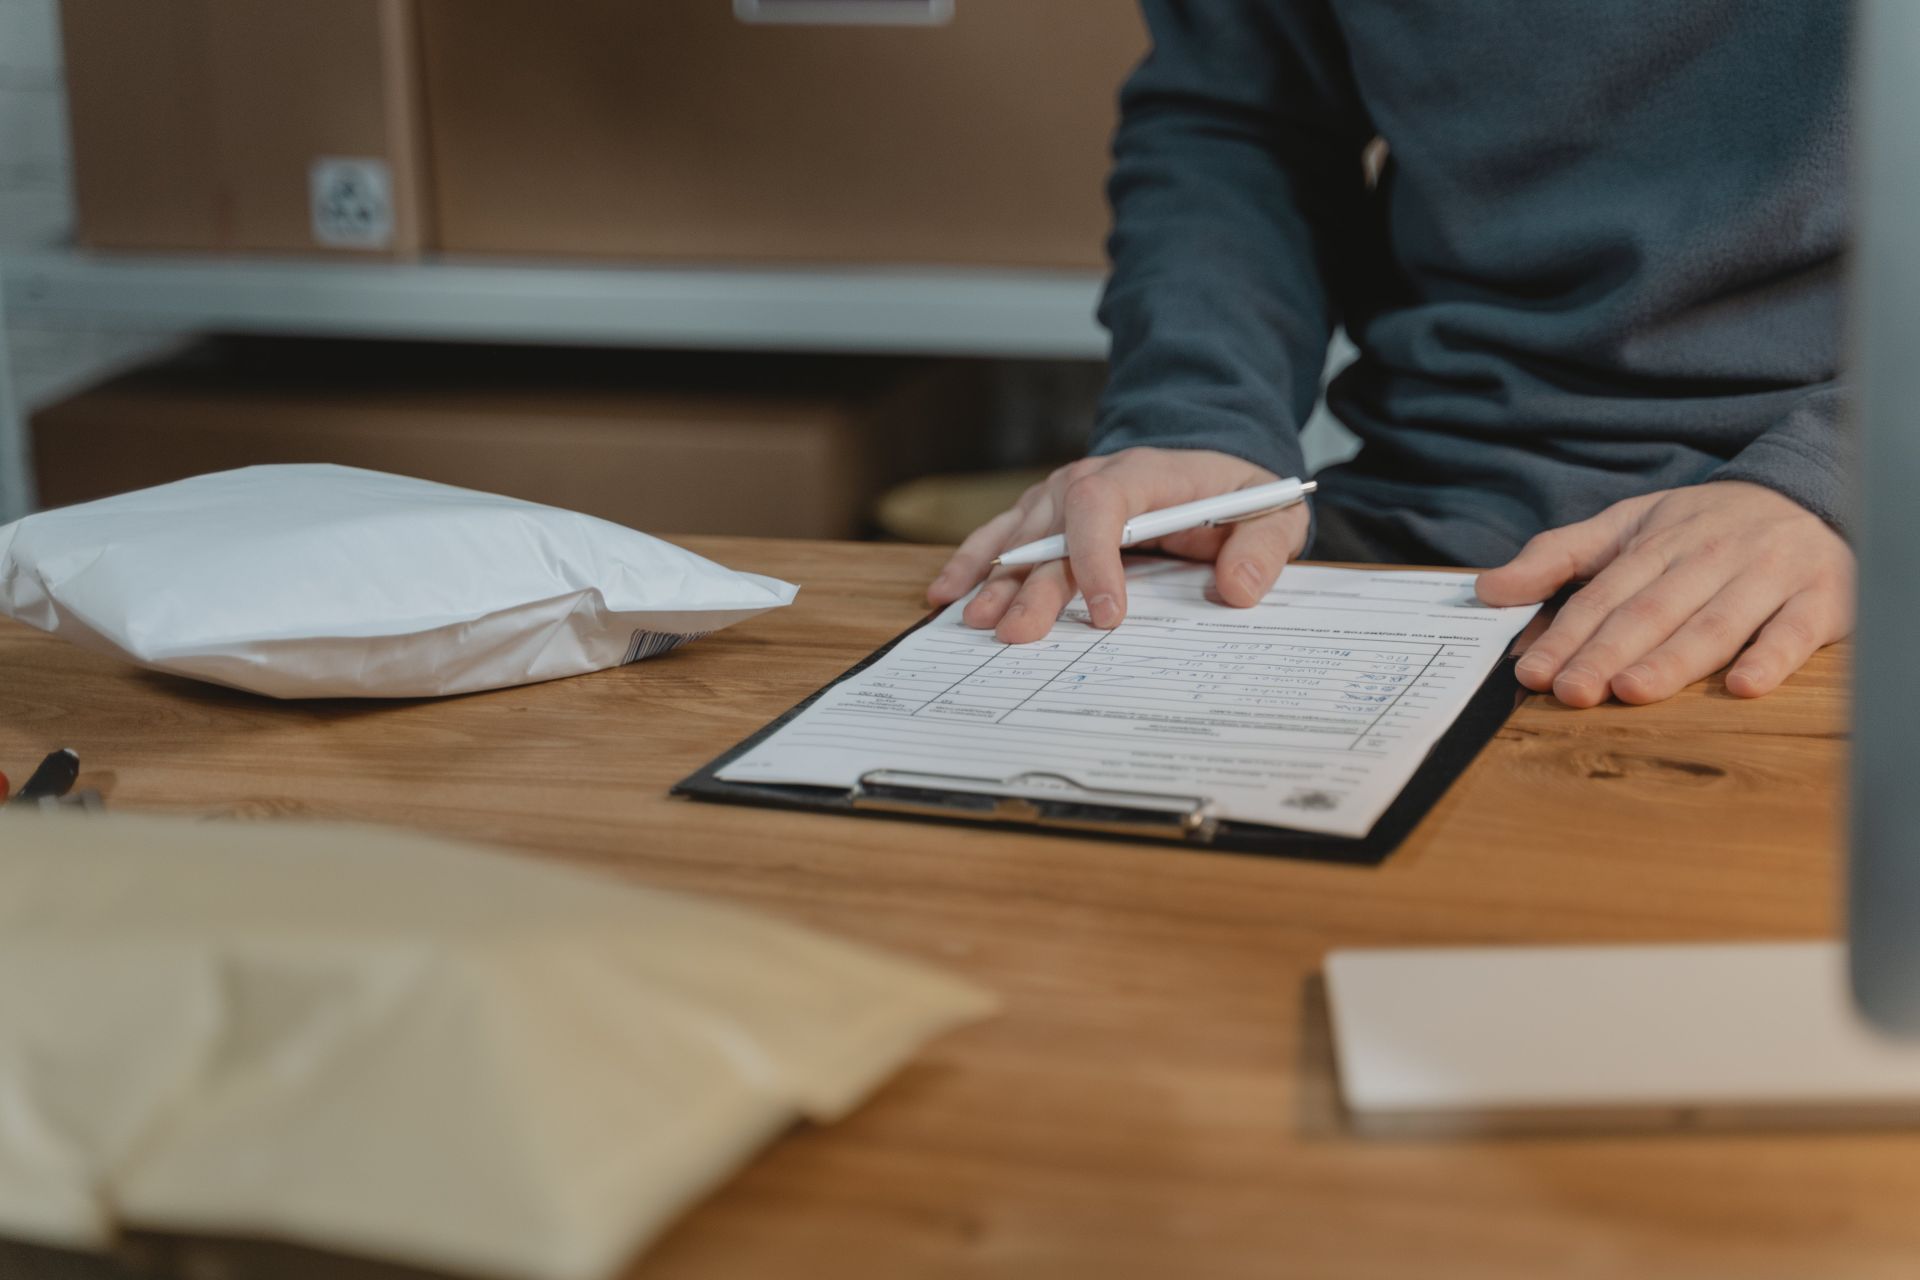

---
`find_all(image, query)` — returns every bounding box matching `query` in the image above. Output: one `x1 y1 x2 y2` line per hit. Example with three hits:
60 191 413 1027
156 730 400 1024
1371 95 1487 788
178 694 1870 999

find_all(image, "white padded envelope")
0 464 799 698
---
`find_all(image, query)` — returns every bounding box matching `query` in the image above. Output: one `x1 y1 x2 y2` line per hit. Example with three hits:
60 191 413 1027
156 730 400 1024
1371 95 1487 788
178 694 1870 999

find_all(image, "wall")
0 0 168 410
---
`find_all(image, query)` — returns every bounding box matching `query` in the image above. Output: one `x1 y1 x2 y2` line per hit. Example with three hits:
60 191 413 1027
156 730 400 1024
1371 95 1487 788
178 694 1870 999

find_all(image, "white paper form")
718 561 1541 838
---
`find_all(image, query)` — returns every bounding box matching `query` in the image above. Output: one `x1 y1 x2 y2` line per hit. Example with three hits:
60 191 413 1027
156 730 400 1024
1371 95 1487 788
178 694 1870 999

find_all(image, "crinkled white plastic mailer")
0 464 798 698
0 813 995 1280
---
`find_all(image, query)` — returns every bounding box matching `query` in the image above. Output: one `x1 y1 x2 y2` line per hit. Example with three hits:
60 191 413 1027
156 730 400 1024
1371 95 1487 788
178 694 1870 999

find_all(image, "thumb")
1476 503 1637 607
1214 506 1308 607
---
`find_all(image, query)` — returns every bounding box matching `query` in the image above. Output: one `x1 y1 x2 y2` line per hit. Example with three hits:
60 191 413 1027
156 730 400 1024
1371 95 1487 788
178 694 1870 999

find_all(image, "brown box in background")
418 0 1146 268
31 342 990 540
60 0 430 256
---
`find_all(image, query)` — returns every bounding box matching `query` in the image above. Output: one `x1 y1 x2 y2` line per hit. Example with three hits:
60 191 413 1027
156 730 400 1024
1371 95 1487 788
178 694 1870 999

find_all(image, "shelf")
0 251 1111 522
0 252 1110 358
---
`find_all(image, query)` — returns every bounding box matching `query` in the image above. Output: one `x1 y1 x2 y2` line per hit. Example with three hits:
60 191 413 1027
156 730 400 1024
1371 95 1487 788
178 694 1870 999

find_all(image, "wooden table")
0 538 1902 1280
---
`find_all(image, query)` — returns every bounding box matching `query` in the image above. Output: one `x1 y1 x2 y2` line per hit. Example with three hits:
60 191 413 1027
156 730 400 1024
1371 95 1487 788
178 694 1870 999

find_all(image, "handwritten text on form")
719 562 1540 838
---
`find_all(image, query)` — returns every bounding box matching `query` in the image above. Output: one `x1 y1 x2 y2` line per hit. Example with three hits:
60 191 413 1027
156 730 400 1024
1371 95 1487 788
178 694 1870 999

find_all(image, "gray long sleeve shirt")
1090 0 1851 567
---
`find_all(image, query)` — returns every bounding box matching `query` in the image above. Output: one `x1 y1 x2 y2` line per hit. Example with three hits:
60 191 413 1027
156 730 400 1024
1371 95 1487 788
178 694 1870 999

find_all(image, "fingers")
1213 506 1309 606
1062 471 1134 629
1155 526 1229 562
996 560 1077 644
1493 484 1853 708
1476 500 1644 608
1606 578 1785 705
962 566 1026 631
1542 553 1752 707
1511 550 1671 698
962 487 1072 634
959 489 1059 629
936 445 1293 642
1724 594 1840 698
929 508 1023 605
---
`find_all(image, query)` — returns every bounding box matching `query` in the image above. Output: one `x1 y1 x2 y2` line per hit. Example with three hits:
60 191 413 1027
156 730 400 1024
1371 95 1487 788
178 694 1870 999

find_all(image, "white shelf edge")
0 252 1111 359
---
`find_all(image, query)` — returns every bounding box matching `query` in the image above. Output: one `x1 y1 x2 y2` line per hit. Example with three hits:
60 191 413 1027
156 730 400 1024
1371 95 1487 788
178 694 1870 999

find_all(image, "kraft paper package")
0 813 995 1280
0 464 798 698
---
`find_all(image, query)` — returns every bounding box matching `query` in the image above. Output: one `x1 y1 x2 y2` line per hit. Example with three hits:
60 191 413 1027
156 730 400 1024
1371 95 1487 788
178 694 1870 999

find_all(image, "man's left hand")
1475 480 1855 706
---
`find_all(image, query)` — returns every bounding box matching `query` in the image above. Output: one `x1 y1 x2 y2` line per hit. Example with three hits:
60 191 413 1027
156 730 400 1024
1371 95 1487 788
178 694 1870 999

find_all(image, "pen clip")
1209 503 1292 527
1208 479 1317 527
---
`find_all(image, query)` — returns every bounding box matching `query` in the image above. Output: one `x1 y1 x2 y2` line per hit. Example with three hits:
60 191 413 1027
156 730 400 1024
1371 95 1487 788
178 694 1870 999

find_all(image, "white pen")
991 477 1317 568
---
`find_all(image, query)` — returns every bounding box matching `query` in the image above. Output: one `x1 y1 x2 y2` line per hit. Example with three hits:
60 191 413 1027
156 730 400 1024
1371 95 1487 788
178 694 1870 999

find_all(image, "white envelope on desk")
0 464 798 699
0 813 993 1280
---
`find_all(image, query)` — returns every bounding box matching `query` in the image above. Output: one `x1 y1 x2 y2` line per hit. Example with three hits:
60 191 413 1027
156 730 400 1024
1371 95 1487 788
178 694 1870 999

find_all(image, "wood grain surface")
1 537 1898 1280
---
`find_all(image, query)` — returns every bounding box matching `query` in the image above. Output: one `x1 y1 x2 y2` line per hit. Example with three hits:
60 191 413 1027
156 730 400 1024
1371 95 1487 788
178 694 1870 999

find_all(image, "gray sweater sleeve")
1711 382 1854 535
1089 0 1372 480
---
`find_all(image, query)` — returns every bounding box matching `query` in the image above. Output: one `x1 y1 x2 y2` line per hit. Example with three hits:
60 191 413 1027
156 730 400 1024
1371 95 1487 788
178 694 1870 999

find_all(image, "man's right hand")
925 447 1310 645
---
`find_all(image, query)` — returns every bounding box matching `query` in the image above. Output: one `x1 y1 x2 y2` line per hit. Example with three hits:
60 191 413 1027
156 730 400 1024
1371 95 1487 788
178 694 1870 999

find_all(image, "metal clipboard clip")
851 769 1219 843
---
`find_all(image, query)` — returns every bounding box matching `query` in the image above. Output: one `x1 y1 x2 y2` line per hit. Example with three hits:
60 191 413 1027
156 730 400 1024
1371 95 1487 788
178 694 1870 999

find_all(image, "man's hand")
1476 480 1855 706
927 447 1310 644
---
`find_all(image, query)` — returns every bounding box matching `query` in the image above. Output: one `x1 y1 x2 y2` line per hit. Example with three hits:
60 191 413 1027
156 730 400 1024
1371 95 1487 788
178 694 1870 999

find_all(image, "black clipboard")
673 610 1528 867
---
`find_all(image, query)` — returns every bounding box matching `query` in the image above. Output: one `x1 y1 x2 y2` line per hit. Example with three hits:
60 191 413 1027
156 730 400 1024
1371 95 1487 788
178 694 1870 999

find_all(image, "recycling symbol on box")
310 157 396 249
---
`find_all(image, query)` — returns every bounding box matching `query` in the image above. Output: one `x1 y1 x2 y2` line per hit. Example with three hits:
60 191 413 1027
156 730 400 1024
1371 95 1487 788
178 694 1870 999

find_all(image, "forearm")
1093 0 1370 476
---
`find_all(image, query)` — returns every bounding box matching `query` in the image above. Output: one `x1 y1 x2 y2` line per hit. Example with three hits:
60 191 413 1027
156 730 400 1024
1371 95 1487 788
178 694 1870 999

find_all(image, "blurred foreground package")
0 813 994 1280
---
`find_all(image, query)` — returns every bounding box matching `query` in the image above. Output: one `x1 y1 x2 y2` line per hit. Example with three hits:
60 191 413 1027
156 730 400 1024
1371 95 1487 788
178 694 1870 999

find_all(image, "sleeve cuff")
1710 431 1852 540
1088 411 1306 483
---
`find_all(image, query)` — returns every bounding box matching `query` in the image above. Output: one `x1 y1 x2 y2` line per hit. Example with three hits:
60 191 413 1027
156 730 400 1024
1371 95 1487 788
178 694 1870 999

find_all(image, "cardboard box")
31 342 990 539
418 0 1146 268
60 0 430 255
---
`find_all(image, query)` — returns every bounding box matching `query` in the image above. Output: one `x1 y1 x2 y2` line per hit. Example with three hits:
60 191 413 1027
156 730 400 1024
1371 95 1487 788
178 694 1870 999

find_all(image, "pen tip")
989 557 1003 567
